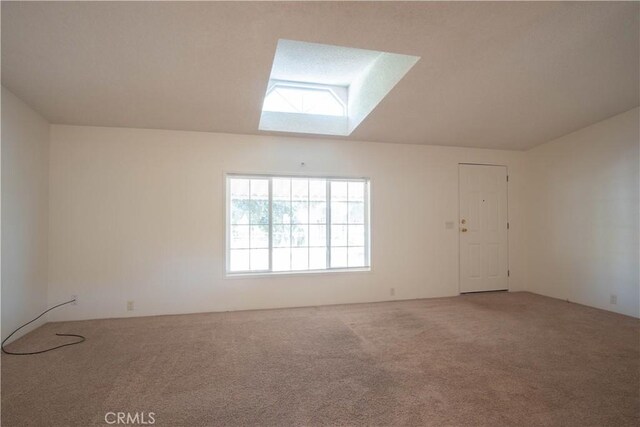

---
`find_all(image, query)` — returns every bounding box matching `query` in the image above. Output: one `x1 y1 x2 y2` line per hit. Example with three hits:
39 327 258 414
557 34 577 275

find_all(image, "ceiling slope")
2 1 638 150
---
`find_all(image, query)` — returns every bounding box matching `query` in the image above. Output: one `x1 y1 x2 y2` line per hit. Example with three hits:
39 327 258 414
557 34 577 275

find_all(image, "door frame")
458 163 510 294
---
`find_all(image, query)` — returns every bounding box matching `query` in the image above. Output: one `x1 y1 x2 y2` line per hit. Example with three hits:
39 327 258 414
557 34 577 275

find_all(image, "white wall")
47 125 526 321
525 108 639 317
8 99 635 324
1 87 50 340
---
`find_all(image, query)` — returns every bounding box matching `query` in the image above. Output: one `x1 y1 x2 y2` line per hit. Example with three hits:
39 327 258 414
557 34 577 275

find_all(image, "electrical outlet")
390 288 395 296
610 294 617 305
127 300 135 311
71 295 78 305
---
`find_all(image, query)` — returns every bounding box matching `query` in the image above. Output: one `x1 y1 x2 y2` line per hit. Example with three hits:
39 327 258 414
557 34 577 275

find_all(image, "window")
262 85 346 117
227 175 369 274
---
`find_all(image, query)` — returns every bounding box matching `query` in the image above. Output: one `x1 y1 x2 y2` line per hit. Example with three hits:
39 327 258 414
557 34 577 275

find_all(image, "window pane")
303 90 345 116
230 225 249 249
230 200 250 224
331 181 348 201
230 179 250 199
348 247 365 268
228 176 368 274
250 179 269 200
250 249 269 270
272 178 291 200
275 87 304 111
272 225 290 248
291 248 309 270
348 225 365 246
291 225 308 247
310 247 327 270
348 202 364 224
331 202 348 224
331 247 348 268
263 86 345 117
230 249 250 271
263 89 299 114
348 181 364 202
272 201 291 224
331 225 347 246
273 248 291 271
250 225 269 248
309 180 326 201
292 201 309 224
250 200 269 224
291 179 308 201
309 225 326 247
309 202 326 224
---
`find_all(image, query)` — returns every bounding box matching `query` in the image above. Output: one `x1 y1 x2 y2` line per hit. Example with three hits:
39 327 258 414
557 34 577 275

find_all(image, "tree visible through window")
227 175 369 274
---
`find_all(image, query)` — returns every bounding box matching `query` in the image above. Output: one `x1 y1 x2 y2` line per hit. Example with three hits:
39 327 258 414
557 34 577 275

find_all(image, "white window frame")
225 173 370 276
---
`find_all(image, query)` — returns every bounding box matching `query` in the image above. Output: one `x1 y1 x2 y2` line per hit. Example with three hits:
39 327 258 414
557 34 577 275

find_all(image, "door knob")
461 219 466 224
461 228 468 232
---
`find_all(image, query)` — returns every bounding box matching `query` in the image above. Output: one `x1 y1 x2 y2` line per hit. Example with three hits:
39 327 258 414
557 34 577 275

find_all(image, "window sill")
224 267 371 280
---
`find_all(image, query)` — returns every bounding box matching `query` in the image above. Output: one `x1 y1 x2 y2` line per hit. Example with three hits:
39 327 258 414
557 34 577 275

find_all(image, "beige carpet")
2 292 638 426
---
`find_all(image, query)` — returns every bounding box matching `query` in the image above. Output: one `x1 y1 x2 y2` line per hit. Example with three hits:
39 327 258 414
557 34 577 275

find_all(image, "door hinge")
506 175 509 182
507 222 510 229
508 270 510 277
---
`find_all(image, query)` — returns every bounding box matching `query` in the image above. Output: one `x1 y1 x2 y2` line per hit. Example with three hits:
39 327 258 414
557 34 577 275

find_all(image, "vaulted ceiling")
2 1 638 150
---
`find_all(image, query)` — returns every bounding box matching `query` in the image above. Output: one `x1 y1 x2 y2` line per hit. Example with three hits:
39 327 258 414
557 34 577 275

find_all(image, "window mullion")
248 185 252 271
289 179 293 270
326 180 332 269
226 177 231 273
268 177 273 272
364 181 370 267
346 181 350 267
307 179 310 270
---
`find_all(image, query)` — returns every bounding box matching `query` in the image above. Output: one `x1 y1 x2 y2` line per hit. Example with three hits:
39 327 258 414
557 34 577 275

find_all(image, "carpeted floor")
2 292 638 426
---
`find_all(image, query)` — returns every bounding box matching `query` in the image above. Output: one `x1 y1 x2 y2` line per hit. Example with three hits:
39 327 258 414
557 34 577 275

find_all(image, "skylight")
259 39 420 136
263 85 346 117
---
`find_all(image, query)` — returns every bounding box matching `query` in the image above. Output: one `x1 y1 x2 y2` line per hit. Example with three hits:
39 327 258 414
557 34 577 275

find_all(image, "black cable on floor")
1 299 86 355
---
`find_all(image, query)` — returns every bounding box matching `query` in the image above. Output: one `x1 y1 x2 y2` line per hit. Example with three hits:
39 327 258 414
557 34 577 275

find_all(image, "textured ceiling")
2 1 638 150
269 39 382 87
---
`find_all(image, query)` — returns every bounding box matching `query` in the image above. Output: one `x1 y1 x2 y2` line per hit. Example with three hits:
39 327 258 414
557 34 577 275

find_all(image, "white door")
459 164 508 293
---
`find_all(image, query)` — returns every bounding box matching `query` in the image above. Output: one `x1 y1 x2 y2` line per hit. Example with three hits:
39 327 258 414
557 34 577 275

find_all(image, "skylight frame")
258 39 420 136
